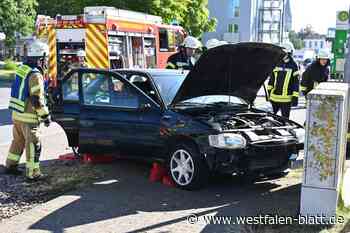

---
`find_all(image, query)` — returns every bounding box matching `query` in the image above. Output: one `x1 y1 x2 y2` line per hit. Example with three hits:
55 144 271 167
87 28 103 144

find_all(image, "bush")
3 59 18 70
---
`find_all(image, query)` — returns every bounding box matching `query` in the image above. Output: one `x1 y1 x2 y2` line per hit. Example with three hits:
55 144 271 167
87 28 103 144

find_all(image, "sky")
291 0 349 34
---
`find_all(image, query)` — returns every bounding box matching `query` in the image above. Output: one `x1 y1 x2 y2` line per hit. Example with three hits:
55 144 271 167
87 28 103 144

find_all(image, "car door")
78 70 163 157
50 70 81 148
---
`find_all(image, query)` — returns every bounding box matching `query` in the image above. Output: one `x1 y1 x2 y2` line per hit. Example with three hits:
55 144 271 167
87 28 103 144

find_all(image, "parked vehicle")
49 43 305 190
35 6 186 86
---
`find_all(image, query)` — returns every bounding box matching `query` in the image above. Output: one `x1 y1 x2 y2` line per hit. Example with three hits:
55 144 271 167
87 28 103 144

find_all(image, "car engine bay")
189 109 303 144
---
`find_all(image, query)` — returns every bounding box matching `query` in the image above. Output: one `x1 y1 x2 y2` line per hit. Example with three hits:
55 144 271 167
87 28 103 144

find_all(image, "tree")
36 0 216 38
0 0 37 48
180 0 216 38
288 31 304 50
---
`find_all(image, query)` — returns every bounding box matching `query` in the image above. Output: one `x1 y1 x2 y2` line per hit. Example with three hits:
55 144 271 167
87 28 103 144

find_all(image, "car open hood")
171 43 286 105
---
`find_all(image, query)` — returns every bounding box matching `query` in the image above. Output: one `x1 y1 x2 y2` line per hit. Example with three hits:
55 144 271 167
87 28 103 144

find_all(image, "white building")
203 0 292 44
303 35 330 52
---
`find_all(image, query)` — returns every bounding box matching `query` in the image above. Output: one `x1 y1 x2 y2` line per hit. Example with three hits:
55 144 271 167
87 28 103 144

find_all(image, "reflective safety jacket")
166 51 194 70
267 59 300 103
9 65 49 124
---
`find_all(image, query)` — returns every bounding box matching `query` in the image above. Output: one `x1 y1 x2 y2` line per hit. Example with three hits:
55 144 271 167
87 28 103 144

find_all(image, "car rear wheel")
168 143 209 190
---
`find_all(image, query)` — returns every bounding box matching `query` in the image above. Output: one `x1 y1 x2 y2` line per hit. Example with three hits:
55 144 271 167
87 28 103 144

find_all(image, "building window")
320 41 324 48
228 24 239 33
314 41 318 48
309 41 312 48
234 24 239 33
232 0 240 17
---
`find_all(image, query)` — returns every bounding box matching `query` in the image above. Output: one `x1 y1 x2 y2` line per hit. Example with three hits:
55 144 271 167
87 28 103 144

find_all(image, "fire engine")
35 6 186 86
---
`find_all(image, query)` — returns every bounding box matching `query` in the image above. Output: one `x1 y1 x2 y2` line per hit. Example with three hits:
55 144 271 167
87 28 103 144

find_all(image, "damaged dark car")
50 43 305 190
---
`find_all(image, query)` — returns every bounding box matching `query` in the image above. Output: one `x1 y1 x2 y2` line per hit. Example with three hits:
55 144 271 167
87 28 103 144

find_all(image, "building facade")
203 0 292 44
303 35 331 53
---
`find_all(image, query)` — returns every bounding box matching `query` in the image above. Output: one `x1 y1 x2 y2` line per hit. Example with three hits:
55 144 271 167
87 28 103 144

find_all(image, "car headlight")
208 133 247 149
293 128 305 143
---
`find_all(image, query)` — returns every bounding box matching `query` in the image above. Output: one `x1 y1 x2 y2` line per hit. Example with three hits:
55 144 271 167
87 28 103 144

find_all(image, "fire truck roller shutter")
48 26 57 86
85 24 110 68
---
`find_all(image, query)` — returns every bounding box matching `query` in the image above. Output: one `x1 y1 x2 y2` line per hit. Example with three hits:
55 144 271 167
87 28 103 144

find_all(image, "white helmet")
317 49 330 59
280 42 295 54
183 36 202 49
206 38 220 49
27 40 49 57
77 49 86 57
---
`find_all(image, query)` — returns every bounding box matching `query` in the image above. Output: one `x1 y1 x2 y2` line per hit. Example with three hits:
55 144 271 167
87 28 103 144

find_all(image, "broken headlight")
208 133 247 149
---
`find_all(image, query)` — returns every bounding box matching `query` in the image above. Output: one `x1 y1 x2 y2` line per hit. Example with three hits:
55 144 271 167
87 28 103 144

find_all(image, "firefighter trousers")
271 101 292 119
6 120 42 178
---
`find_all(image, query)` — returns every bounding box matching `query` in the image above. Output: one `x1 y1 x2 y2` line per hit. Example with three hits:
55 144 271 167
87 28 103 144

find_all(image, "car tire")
168 143 209 190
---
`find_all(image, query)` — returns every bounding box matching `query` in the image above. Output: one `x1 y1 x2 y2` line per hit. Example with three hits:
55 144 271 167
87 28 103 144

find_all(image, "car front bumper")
204 142 303 174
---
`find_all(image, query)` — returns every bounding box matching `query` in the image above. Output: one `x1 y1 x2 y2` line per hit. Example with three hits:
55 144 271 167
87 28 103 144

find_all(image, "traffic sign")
337 11 349 29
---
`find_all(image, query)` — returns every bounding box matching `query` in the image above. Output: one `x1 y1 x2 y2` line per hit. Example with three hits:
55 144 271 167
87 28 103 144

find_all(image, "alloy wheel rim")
170 149 195 186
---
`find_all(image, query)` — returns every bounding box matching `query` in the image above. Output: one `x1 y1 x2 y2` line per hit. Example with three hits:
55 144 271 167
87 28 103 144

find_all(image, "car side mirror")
139 103 152 112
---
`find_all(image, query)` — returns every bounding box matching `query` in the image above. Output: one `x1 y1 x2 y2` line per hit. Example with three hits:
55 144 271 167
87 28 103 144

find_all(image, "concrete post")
300 82 349 220
344 7 350 83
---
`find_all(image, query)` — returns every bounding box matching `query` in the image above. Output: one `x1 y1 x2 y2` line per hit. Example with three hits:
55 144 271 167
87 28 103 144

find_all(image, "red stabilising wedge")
59 153 78 161
82 154 115 164
149 162 167 182
162 174 176 187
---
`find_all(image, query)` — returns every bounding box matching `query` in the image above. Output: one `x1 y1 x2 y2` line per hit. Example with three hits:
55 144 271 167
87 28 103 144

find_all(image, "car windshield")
151 72 187 105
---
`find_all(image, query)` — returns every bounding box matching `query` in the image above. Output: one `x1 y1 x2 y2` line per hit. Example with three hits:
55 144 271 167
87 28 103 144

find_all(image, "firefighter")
166 36 202 70
75 49 87 68
267 43 300 119
300 50 330 97
5 39 51 182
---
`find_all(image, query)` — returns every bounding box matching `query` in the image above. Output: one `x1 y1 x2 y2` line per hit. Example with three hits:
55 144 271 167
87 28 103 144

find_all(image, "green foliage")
37 0 216 39
0 0 37 47
180 0 216 38
3 59 18 70
288 31 304 50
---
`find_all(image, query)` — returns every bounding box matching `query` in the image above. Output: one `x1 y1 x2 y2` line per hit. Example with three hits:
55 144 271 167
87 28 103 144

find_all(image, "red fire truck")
35 6 186 86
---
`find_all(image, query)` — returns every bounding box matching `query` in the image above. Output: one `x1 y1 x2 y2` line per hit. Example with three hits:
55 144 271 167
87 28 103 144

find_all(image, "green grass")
0 69 15 81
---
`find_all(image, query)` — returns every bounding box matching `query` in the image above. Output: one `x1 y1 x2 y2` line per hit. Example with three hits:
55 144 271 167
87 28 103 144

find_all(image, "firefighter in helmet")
73 49 87 68
166 36 202 70
300 49 330 97
267 42 300 119
5 39 51 182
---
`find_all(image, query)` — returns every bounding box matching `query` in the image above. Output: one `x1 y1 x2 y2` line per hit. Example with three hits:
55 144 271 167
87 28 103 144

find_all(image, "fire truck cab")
36 6 186 86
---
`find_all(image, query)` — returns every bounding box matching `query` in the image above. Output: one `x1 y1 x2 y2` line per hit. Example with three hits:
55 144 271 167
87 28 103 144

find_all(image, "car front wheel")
168 143 209 190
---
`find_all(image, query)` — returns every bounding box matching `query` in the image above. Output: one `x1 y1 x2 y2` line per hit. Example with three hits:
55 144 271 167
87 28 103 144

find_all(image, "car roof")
72 67 187 76
113 68 188 76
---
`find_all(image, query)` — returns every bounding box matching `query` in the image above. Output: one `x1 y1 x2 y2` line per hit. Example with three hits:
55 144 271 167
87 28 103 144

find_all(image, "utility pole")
281 0 285 43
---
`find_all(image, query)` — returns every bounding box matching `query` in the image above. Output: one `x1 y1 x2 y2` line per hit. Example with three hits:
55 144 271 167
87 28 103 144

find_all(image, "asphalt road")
0 80 308 233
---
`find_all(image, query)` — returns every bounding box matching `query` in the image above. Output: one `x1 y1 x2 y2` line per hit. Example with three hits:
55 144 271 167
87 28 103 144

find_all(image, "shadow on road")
0 108 12 126
23 160 310 233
